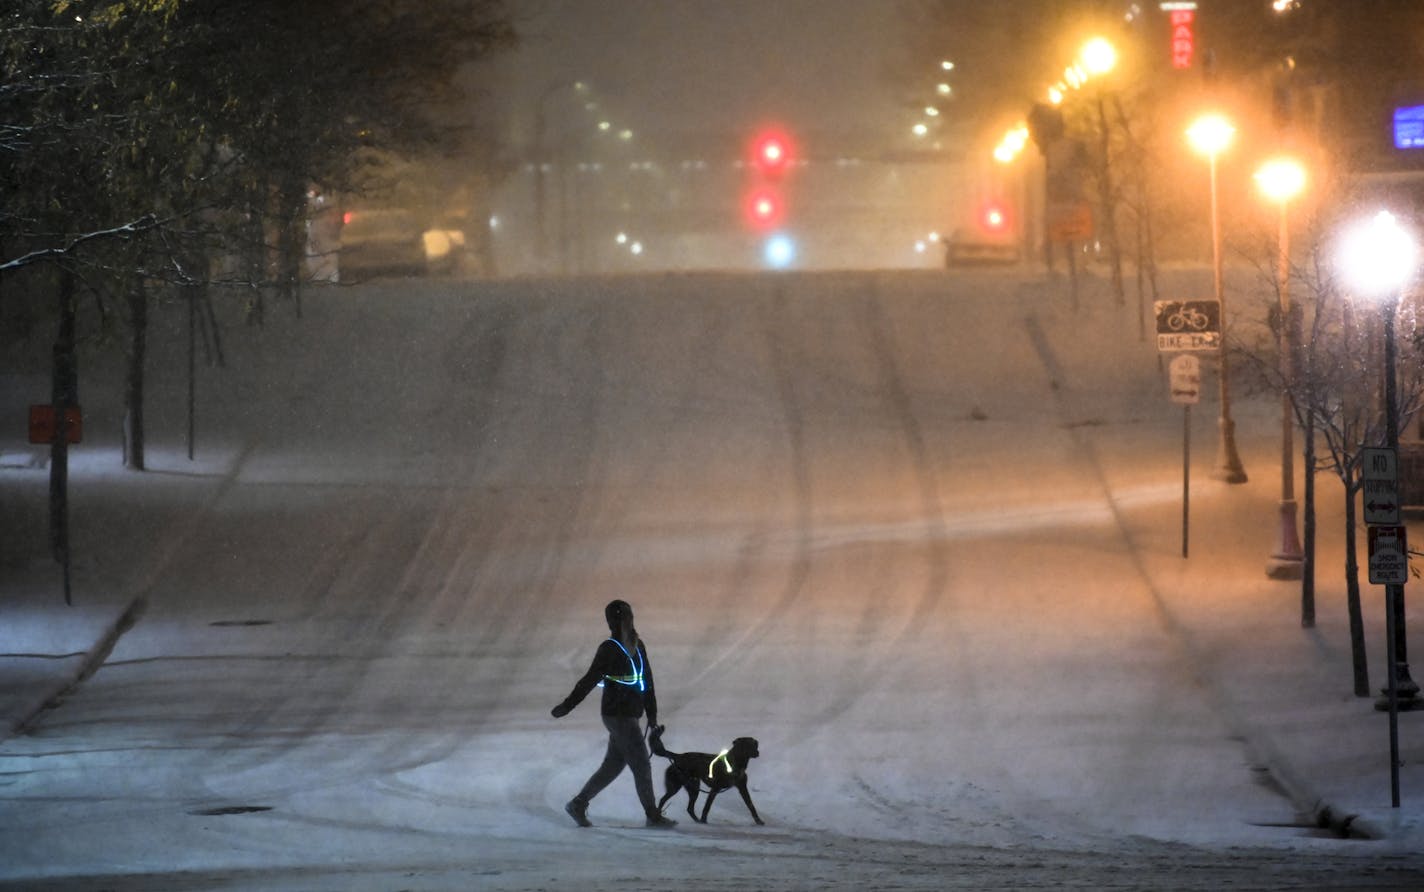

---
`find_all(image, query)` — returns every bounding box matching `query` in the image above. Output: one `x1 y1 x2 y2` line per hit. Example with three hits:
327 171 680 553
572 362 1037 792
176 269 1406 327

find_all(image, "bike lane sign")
1154 300 1221 352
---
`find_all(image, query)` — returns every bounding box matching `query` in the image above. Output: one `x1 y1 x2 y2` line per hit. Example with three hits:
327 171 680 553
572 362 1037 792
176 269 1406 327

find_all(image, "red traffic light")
980 202 1010 234
744 187 784 230
750 129 793 177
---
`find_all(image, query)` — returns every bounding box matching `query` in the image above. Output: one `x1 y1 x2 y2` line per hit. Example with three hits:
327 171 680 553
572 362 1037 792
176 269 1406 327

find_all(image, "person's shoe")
565 799 591 827
645 813 677 829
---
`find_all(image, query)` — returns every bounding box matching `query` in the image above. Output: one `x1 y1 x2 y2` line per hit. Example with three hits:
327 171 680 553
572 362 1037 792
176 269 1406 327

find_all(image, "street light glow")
1340 211 1419 299
1186 113 1234 158
1254 157 1306 205
1080 37 1117 77
993 124 1029 164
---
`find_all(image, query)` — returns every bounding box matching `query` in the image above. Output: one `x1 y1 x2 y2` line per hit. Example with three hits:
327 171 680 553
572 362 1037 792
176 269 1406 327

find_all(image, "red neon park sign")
1163 2 1197 70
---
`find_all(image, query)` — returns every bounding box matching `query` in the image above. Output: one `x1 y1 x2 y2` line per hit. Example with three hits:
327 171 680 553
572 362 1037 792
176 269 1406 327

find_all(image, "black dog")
649 725 764 825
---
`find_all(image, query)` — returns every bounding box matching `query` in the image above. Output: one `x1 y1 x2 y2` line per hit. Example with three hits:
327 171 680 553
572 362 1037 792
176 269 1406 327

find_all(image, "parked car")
944 226 1019 266
944 201 1020 267
338 208 462 280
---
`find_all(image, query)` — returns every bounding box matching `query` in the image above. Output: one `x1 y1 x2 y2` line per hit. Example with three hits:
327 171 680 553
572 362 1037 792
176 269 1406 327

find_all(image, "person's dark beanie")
605 599 631 631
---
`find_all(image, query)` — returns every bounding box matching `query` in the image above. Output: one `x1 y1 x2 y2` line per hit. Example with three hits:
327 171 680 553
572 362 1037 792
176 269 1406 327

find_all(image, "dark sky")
495 0 912 149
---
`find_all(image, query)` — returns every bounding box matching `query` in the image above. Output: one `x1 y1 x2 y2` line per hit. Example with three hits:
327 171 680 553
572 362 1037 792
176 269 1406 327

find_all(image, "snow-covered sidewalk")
1087 418 1424 848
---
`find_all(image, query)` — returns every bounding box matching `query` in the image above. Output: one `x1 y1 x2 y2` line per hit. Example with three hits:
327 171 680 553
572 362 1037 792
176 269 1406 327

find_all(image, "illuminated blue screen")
1394 104 1424 149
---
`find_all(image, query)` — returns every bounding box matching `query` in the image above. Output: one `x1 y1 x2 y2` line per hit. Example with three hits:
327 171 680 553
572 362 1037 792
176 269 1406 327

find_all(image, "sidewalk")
0 577 143 740
1093 425 1424 849
0 441 236 742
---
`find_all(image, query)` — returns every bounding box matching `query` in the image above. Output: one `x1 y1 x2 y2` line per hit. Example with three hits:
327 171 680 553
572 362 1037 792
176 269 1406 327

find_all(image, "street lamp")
1187 113 1249 483
1340 209 1421 719
993 124 1032 261
1081 37 1125 307
1255 157 1307 579
1080 37 1117 77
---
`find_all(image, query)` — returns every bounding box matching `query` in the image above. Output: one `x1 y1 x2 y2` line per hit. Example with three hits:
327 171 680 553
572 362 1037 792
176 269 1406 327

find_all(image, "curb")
4 596 147 740
1315 803 1374 840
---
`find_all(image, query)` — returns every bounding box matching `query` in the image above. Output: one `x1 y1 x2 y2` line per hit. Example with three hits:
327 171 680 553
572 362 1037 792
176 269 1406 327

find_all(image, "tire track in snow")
794 280 960 731
673 284 817 695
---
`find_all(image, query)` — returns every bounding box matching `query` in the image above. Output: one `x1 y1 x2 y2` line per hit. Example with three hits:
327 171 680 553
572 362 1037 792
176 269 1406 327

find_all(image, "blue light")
1394 104 1424 150
764 233 796 269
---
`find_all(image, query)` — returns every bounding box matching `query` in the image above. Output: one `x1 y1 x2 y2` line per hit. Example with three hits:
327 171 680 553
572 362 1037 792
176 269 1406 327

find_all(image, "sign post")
1169 355 1201 557
1157 306 1215 559
1363 446 1405 807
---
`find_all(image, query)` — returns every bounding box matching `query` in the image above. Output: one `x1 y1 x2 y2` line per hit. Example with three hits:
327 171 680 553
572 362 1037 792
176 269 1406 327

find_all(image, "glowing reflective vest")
601 637 645 692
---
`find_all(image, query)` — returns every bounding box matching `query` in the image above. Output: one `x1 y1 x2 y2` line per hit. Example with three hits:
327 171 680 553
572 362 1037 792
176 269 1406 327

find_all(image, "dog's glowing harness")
598 637 644 692
709 748 732 781
691 745 740 792
650 726 741 793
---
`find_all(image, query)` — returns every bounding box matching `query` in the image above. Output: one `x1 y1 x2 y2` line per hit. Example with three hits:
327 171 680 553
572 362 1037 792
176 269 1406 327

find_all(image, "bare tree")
1245 238 1424 696
1 0 516 600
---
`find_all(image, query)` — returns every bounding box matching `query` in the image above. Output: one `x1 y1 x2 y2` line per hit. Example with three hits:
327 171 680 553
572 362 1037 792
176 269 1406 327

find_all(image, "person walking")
551 599 676 828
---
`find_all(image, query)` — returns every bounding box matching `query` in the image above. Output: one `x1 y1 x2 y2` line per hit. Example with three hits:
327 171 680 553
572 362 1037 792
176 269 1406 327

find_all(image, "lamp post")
533 81 589 274
1341 210 1422 724
1255 158 1307 579
1081 37 1125 308
1187 113 1248 483
993 123 1031 261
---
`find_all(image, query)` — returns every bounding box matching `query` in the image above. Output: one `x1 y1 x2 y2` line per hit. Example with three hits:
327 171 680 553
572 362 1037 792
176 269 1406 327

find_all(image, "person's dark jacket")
555 636 657 723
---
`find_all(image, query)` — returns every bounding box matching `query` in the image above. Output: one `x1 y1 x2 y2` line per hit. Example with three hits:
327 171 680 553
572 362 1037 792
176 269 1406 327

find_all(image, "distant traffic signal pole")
744 127 796 269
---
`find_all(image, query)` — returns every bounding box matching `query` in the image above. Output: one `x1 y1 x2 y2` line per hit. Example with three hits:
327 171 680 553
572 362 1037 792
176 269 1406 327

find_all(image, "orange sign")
1048 202 1094 243
28 405 83 445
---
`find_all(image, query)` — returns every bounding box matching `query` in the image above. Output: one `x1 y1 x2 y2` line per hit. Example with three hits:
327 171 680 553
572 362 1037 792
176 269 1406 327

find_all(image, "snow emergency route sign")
1154 300 1221 352
1369 525 1409 586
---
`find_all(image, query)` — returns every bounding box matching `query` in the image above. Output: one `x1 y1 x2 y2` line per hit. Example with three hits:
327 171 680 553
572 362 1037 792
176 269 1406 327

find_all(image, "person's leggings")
574 715 658 816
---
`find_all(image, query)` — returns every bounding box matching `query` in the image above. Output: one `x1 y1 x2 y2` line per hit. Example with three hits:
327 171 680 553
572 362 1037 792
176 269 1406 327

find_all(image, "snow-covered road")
3 270 1423 889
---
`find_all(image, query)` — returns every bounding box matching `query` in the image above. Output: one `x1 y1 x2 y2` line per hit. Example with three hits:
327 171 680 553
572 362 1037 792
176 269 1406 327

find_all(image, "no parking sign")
1168 354 1200 405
